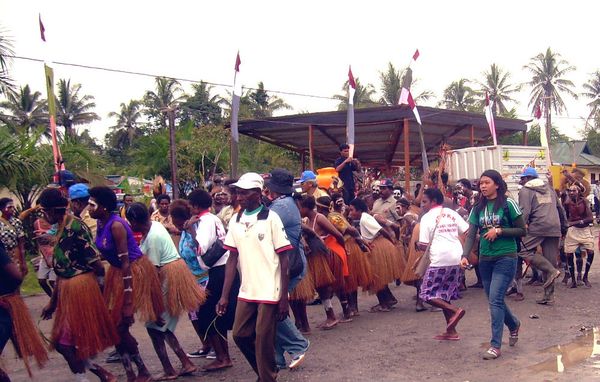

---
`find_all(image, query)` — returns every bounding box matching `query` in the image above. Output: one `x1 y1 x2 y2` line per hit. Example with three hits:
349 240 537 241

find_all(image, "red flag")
234 51 241 72
534 104 542 119
412 49 420 61
39 14 46 42
348 66 356 90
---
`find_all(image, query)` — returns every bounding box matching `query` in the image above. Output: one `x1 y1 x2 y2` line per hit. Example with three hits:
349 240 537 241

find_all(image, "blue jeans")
275 254 309 367
479 256 520 349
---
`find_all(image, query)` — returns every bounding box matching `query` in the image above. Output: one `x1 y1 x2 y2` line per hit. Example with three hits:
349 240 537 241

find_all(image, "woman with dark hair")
347 198 399 312
461 170 526 360
38 188 117 382
417 188 469 341
185 189 239 372
88 186 163 382
0 198 27 277
127 202 204 380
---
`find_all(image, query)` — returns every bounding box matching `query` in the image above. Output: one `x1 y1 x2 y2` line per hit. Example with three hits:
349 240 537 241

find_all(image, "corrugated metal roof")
234 105 528 167
551 141 600 166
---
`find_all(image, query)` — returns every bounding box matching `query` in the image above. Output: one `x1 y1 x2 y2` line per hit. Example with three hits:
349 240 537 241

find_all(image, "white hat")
232 172 264 190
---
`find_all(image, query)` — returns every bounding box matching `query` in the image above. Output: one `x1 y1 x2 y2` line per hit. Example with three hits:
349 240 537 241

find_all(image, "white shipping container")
447 145 549 198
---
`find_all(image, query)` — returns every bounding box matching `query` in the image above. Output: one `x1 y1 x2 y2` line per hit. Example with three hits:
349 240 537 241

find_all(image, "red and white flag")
347 66 356 157
39 14 46 41
484 92 498 146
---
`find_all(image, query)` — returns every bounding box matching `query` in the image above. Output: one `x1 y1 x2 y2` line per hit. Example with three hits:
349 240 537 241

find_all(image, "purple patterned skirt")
419 265 461 302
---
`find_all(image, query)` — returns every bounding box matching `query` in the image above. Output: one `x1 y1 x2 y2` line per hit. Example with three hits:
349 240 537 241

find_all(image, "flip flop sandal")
446 308 466 331
433 333 460 341
321 320 339 330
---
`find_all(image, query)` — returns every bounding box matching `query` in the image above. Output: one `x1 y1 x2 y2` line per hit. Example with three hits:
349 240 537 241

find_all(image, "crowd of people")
0 143 597 381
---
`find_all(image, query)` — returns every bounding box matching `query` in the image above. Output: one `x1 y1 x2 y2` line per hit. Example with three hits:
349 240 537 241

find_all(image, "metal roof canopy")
235 105 528 168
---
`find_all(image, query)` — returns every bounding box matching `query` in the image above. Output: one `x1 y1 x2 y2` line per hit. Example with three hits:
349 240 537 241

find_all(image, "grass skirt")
344 237 373 293
0 293 48 377
306 252 335 289
392 241 408 280
289 272 316 302
326 246 346 293
104 256 165 324
402 224 423 285
161 259 206 317
365 236 397 293
51 273 118 359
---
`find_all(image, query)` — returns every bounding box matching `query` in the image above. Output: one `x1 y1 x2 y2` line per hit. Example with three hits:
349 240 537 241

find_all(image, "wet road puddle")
529 327 600 373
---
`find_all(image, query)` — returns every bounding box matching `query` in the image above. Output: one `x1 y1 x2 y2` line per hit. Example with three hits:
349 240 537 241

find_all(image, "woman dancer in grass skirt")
37 188 117 382
348 198 399 312
127 203 205 380
89 187 164 382
0 243 47 382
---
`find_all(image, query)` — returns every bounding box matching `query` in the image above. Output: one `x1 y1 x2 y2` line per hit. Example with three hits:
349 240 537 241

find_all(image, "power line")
7 55 337 101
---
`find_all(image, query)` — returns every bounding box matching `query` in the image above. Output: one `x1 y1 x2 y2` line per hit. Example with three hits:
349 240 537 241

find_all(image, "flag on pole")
39 14 64 176
230 51 241 177
484 92 498 146
398 49 427 170
39 14 46 41
347 66 356 157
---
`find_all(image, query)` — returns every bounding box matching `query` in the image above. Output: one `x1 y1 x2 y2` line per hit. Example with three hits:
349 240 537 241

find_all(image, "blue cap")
520 167 538 178
380 178 394 188
68 183 90 200
299 170 317 183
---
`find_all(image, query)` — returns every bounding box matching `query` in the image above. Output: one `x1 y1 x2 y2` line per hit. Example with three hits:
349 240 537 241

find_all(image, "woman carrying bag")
461 170 526 360
416 188 469 341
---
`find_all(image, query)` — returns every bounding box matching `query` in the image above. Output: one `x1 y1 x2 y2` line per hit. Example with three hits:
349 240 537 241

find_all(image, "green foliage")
56 79 101 138
180 81 223 126
499 123 568 146
143 77 184 129
0 84 48 137
439 79 478 112
476 64 520 115
0 27 14 96
582 71 600 127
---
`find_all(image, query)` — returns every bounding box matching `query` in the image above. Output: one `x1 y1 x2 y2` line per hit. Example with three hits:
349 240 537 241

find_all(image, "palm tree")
476 64 520 116
0 85 48 136
55 79 100 138
247 82 292 118
0 27 15 96
581 70 600 129
143 77 185 198
439 79 477 111
378 63 434 106
107 100 142 148
333 78 378 110
180 81 223 126
524 47 577 144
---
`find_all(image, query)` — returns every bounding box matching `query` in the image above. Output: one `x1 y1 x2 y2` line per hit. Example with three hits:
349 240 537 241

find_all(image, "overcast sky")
1 0 598 143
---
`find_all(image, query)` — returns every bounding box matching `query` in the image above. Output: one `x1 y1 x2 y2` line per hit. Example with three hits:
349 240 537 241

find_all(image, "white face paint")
393 190 402 199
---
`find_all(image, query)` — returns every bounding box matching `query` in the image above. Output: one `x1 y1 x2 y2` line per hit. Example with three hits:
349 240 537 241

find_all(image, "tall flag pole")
484 92 498 146
39 14 64 181
230 51 241 178
346 66 356 158
399 49 428 171
535 103 552 165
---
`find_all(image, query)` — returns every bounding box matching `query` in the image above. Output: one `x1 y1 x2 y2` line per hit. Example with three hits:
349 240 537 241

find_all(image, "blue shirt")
269 195 306 262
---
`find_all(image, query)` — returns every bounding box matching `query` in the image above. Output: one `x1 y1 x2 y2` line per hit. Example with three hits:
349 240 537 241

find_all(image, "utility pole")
165 107 179 199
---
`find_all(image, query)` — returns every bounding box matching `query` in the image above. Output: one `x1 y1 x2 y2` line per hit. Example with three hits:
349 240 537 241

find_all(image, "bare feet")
202 359 233 372
153 373 177 381
134 374 154 382
339 315 353 323
321 318 339 330
178 364 198 376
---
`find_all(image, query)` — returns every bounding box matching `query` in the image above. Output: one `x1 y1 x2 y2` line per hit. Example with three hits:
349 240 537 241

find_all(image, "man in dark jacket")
517 167 562 305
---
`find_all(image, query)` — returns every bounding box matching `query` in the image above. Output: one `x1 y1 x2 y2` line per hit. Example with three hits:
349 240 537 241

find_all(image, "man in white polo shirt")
217 172 293 382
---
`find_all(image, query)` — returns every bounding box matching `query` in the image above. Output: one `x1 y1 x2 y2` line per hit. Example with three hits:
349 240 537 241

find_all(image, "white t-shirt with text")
419 206 469 267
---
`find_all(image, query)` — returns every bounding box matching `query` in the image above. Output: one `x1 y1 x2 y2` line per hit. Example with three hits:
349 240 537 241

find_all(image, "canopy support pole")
403 118 410 193
309 125 315 171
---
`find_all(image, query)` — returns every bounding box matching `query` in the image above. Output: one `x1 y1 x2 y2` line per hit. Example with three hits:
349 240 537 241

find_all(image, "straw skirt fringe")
161 258 206 317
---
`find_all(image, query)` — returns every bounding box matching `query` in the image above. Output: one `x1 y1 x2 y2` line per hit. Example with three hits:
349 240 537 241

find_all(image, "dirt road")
3 267 600 382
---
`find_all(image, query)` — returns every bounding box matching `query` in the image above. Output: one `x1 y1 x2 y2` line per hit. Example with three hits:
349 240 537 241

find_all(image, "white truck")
447 145 549 198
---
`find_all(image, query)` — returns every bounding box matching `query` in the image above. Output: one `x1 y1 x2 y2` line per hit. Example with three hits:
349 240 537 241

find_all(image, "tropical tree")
55 79 100 138
143 77 185 198
180 81 223 126
107 100 143 149
581 70 600 129
439 79 477 111
524 47 577 145
476 64 520 116
0 27 14 96
247 82 292 118
333 78 378 110
0 85 48 136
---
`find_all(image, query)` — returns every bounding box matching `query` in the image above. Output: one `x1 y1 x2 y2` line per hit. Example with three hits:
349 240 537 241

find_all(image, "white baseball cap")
232 172 264 190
